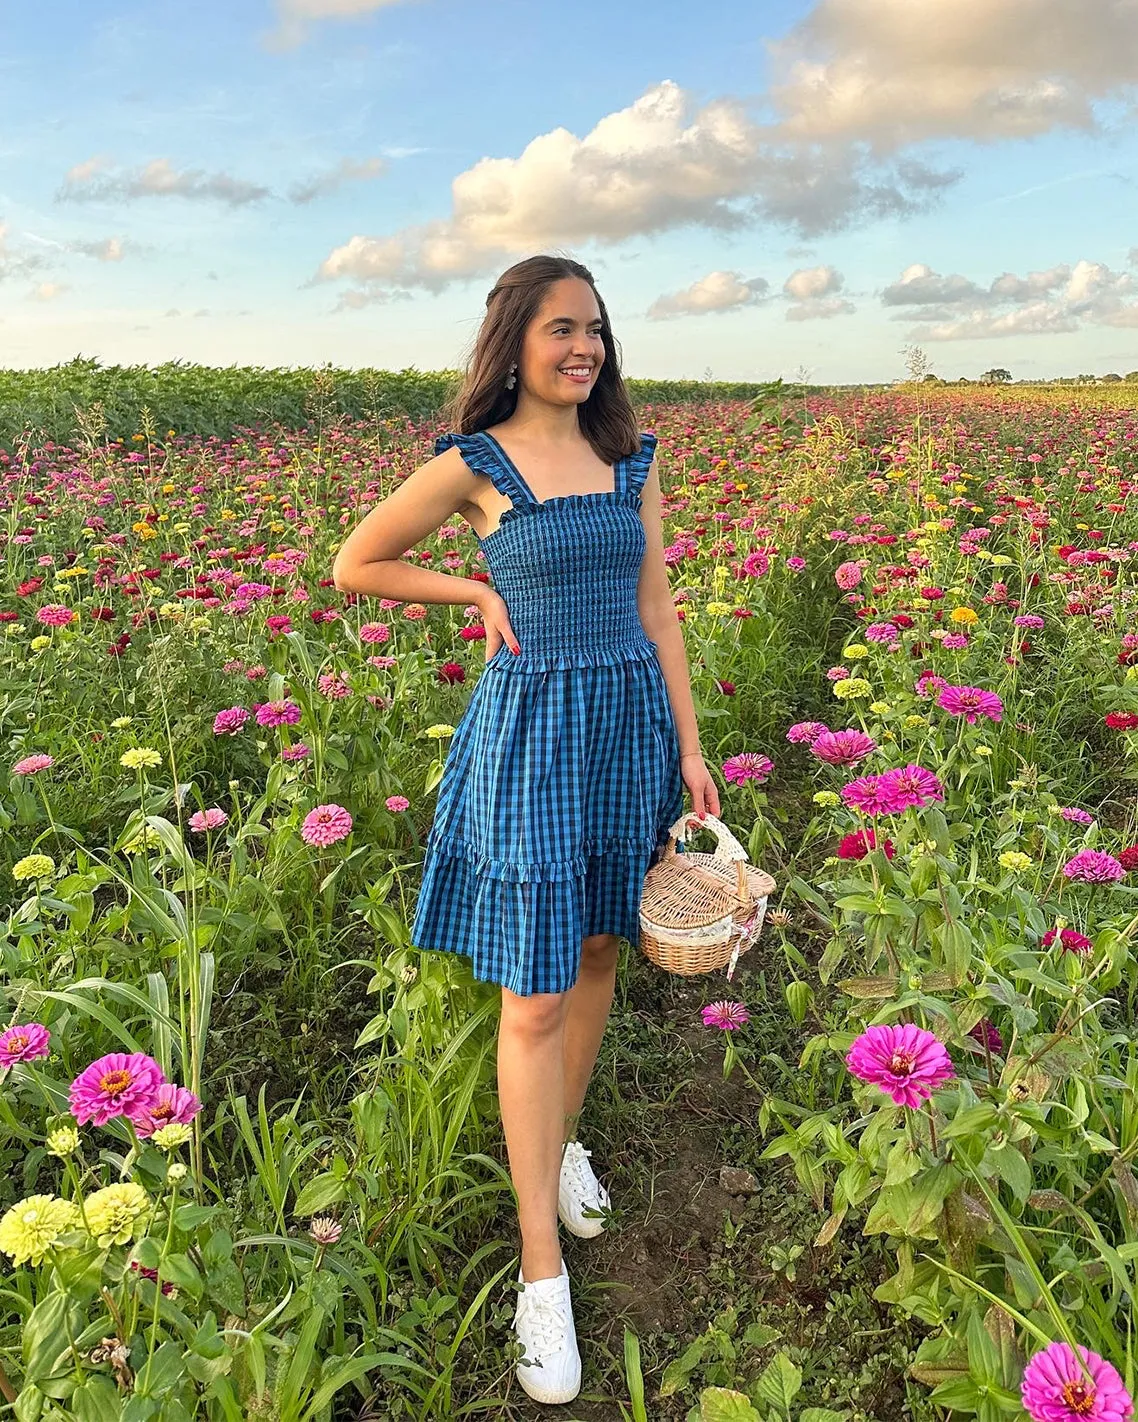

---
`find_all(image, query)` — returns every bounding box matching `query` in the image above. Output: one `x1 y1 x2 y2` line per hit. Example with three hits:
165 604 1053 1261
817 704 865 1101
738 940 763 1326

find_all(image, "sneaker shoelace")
517 1287 569 1356
562 1144 605 1207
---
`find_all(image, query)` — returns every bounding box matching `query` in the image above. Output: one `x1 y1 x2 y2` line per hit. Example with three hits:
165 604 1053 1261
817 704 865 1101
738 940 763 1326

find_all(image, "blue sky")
1 0 1136 382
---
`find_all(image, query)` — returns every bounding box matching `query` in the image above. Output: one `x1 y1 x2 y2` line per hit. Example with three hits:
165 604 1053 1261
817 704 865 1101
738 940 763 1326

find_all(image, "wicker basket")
639 811 776 980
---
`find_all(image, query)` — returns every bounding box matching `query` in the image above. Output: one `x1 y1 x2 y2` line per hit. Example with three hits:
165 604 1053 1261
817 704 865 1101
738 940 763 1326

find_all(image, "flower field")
3 384 1138 1418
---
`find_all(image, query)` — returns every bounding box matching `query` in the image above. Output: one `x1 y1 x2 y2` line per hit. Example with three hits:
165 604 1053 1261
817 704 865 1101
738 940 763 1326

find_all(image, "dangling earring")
504 362 517 390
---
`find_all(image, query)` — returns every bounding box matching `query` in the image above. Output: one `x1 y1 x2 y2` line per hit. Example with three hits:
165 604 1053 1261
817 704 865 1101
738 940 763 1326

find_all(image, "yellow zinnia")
0 1194 80 1266
83 1183 150 1248
950 607 979 625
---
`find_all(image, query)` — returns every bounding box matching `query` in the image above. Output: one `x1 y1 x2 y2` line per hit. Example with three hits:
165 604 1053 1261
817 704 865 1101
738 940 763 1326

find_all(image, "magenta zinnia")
840 773 908 817
936 684 1004 724
131 1082 203 1139
879 764 944 810
701 1001 750 1030
810 729 876 767
1062 850 1126 884
786 721 828 745
301 803 353 846
69 1052 165 1127
0 1022 51 1066
1021 1340 1133 1422
722 753 773 786
845 1023 955 1108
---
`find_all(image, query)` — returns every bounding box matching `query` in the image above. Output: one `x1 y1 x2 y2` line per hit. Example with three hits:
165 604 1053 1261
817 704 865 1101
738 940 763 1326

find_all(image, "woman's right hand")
477 589 521 661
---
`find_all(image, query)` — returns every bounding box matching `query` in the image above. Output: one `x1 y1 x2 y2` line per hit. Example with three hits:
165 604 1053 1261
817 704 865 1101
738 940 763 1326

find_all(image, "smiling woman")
330 252 717 1407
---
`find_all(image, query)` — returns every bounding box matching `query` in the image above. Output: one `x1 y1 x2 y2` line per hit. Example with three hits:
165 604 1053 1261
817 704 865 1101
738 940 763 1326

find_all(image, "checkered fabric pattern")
409 429 684 996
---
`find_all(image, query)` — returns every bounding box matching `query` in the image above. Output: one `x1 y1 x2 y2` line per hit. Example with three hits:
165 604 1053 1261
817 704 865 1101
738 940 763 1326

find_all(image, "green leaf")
134 1340 185 1398
660 1331 713 1397
986 1143 1032 1204
698 1388 762 1422
801 1412 849 1422
71 1378 124 1422
753 1353 802 1415
294 1171 349 1217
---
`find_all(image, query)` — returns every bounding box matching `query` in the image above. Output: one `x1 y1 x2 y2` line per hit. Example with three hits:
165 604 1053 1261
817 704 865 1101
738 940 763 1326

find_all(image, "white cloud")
647 270 769 319
782 264 855 319
892 256 1138 338
314 80 955 299
783 263 842 300
289 157 387 204
59 157 270 207
31 282 68 302
766 0 1138 151
882 261 1071 307
264 0 420 50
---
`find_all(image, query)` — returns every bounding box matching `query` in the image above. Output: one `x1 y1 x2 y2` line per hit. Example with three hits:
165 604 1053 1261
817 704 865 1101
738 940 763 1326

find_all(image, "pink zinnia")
69 1051 165 1127
188 807 228 832
36 604 75 628
742 550 770 578
255 699 302 727
845 1023 955 1108
281 742 311 761
937 684 1004 724
212 706 249 736
722 752 773 786
701 1001 750 1030
301 803 352 846
1021 1340 1132 1422
835 561 864 591
11 753 54 776
385 795 410 812
915 673 948 700
941 633 970 650
787 721 828 745
0 1022 51 1066
865 622 897 643
1062 850 1126 884
840 773 908 817
879 764 944 810
359 622 389 644
811 729 876 767
131 1082 202 1139
1060 807 1095 826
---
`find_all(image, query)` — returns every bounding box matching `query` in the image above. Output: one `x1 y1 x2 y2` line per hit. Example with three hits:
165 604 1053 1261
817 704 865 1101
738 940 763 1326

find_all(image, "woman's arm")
331 446 485 607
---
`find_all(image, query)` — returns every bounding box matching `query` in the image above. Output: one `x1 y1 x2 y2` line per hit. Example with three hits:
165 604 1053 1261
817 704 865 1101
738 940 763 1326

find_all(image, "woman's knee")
500 987 569 1041
579 933 620 972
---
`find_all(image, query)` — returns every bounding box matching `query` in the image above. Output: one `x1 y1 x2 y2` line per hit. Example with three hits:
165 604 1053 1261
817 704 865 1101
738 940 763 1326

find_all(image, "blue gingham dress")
409 428 685 996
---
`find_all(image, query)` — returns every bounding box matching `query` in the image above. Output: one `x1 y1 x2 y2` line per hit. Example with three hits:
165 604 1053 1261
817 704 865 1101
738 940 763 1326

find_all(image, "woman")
332 253 719 1405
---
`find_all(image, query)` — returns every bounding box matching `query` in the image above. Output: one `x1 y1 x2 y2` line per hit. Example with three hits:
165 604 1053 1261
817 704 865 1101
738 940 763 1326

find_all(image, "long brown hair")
439 254 643 464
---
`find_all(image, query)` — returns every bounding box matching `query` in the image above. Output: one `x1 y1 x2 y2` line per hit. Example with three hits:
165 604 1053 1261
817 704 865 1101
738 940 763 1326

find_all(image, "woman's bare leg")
498 986 572 1282
562 934 620 1136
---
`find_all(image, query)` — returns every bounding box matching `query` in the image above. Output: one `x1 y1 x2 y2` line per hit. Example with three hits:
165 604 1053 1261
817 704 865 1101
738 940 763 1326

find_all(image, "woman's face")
517 276 605 405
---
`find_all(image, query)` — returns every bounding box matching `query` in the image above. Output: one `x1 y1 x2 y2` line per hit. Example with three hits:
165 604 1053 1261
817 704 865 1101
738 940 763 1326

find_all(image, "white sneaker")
513 1256 582 1404
558 1140 610 1239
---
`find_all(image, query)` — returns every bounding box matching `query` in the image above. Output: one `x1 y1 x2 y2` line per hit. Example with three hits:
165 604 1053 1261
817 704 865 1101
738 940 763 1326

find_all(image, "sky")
1 0 1137 383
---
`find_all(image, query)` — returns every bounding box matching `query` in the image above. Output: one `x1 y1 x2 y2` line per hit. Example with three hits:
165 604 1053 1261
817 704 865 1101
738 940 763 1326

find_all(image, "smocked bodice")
435 429 659 672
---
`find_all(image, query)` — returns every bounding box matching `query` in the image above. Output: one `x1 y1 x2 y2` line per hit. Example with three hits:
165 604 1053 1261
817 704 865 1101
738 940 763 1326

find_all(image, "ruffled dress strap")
435 430 538 511
621 431 658 498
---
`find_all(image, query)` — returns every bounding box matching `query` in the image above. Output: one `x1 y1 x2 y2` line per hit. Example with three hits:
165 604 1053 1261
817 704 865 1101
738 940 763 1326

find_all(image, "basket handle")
664 811 749 862
662 811 751 907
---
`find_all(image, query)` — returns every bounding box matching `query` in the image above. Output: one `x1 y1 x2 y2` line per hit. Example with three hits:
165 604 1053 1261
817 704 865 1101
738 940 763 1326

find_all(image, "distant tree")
1076 373 1098 384
1125 371 1138 382
921 373 942 383
980 367 1012 383
1102 373 1123 382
